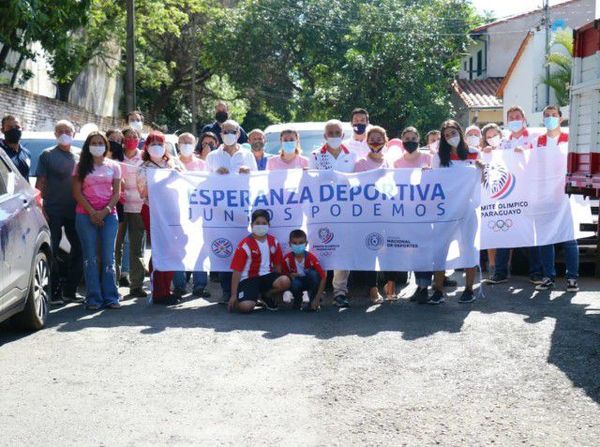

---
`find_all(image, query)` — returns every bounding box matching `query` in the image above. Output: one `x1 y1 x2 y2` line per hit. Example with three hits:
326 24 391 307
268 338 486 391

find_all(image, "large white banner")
479 147 590 250
148 167 481 272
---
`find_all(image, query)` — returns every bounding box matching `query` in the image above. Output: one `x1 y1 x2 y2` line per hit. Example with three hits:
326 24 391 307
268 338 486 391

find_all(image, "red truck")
567 19 600 274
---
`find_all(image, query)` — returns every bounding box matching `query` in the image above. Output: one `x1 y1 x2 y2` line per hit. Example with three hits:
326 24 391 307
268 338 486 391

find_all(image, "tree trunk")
9 52 25 87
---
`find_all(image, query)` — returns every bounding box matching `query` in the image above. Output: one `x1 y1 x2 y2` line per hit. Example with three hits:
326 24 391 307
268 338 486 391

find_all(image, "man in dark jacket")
200 101 248 145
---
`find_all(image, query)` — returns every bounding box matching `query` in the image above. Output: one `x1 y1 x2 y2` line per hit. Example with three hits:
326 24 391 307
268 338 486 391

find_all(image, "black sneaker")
334 295 350 308
173 287 187 298
63 291 84 303
566 279 579 292
427 290 445 305
443 277 457 287
262 295 279 311
410 287 429 304
458 289 476 303
129 287 148 298
119 276 131 287
153 295 181 306
292 295 302 310
50 296 64 306
535 277 554 291
483 274 508 285
193 288 211 298
529 274 544 285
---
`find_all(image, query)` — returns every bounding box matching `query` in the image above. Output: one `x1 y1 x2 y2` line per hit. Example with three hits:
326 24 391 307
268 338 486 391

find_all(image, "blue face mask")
507 120 524 133
282 141 297 154
543 116 560 131
290 243 306 255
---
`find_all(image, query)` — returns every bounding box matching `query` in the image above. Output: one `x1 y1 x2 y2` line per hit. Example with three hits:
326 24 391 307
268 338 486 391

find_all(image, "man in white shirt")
342 108 370 158
206 119 258 174
206 119 257 304
309 119 357 307
310 119 357 172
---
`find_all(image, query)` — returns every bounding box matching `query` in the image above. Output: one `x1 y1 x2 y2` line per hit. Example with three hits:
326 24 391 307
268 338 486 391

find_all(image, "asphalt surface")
1 274 599 446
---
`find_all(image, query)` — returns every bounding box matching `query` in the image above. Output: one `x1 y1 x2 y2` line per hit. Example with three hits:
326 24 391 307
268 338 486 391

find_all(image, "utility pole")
544 0 551 106
190 14 197 136
126 0 136 113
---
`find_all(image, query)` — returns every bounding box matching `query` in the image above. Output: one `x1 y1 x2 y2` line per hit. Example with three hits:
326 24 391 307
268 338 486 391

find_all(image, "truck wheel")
12 250 51 331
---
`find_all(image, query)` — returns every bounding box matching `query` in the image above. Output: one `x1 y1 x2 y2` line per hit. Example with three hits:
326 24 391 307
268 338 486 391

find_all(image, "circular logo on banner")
318 227 334 245
365 232 385 251
211 238 234 258
483 163 517 200
487 219 513 232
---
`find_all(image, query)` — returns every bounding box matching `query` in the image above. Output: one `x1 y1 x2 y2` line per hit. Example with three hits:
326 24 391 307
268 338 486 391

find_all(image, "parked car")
264 122 354 156
0 149 52 330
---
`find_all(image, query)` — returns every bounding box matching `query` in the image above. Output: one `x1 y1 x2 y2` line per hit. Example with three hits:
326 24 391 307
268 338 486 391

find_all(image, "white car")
264 122 354 156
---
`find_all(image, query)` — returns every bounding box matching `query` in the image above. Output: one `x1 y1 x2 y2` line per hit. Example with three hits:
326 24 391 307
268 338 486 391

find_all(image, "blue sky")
471 0 560 20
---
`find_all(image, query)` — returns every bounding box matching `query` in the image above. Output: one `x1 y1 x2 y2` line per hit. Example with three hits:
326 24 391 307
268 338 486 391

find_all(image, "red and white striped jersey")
230 234 283 281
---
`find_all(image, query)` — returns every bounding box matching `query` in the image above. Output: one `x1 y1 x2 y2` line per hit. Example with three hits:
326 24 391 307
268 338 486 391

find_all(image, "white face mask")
148 144 165 159
57 134 73 146
488 135 501 147
89 145 106 157
222 133 238 146
467 135 480 147
129 120 143 131
447 136 461 148
252 224 269 237
327 137 343 149
179 143 195 156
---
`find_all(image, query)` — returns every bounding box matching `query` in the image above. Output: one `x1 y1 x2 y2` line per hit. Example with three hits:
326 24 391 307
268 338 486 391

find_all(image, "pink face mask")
124 138 139 150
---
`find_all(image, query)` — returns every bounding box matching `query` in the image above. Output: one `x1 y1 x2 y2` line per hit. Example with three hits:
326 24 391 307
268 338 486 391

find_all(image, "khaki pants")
122 212 146 289
332 270 350 296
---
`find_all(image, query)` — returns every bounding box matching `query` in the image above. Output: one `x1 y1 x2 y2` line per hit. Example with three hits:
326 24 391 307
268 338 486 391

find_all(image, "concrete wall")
0 85 120 132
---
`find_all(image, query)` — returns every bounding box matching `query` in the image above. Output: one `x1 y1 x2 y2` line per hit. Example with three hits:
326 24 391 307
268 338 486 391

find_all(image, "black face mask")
353 123 367 135
403 141 419 153
109 140 124 161
4 127 22 144
215 111 228 123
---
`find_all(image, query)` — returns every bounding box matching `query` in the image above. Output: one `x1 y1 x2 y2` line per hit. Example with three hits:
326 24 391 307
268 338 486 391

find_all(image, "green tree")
542 28 573 107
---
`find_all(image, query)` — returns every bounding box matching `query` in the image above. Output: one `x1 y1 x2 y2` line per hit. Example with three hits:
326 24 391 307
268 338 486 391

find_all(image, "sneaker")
85 304 100 311
293 295 303 310
443 277 458 287
334 295 350 308
535 277 554 291
566 279 579 292
153 295 181 306
427 290 445 305
173 287 187 297
193 288 211 298
529 274 544 285
458 289 476 303
262 295 279 311
107 302 122 309
483 274 508 285
63 292 84 303
129 288 148 298
410 287 429 304
119 276 131 287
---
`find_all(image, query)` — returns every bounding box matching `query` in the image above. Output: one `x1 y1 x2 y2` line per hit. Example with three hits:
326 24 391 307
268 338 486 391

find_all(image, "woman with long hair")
430 120 480 304
72 131 122 310
266 128 309 170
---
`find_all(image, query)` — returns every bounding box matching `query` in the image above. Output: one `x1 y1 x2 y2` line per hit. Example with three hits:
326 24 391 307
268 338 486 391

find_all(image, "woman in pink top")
354 126 391 173
353 126 399 304
178 132 207 172
266 128 309 170
394 127 432 169
72 132 122 310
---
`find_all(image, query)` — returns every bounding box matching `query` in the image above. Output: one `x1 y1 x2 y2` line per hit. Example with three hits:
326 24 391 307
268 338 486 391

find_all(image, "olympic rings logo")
487 219 513 232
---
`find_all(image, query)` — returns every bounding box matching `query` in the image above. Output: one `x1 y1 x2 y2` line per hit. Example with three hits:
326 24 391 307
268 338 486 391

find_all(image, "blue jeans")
415 271 433 287
75 213 119 307
290 269 321 303
495 247 542 278
540 240 578 280
173 271 208 290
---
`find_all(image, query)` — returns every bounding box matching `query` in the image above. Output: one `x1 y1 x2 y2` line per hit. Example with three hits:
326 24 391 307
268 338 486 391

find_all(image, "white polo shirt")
309 144 357 172
206 145 258 173
343 137 370 158
499 129 537 151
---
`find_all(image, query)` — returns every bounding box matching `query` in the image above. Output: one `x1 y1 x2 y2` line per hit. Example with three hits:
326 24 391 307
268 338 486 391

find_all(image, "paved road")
1 275 599 446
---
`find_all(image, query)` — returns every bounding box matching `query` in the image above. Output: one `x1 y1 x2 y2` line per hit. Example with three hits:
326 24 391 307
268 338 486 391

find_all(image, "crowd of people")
0 100 579 313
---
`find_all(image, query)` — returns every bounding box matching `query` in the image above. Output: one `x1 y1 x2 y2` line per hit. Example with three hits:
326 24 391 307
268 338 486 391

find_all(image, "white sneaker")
282 291 294 304
566 279 579 292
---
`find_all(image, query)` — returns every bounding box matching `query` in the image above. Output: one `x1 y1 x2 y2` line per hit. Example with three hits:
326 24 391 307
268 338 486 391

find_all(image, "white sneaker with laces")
566 279 579 292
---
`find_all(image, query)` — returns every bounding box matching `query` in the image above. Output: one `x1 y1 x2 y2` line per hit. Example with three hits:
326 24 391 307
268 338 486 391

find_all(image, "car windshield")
265 130 326 157
20 139 84 174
